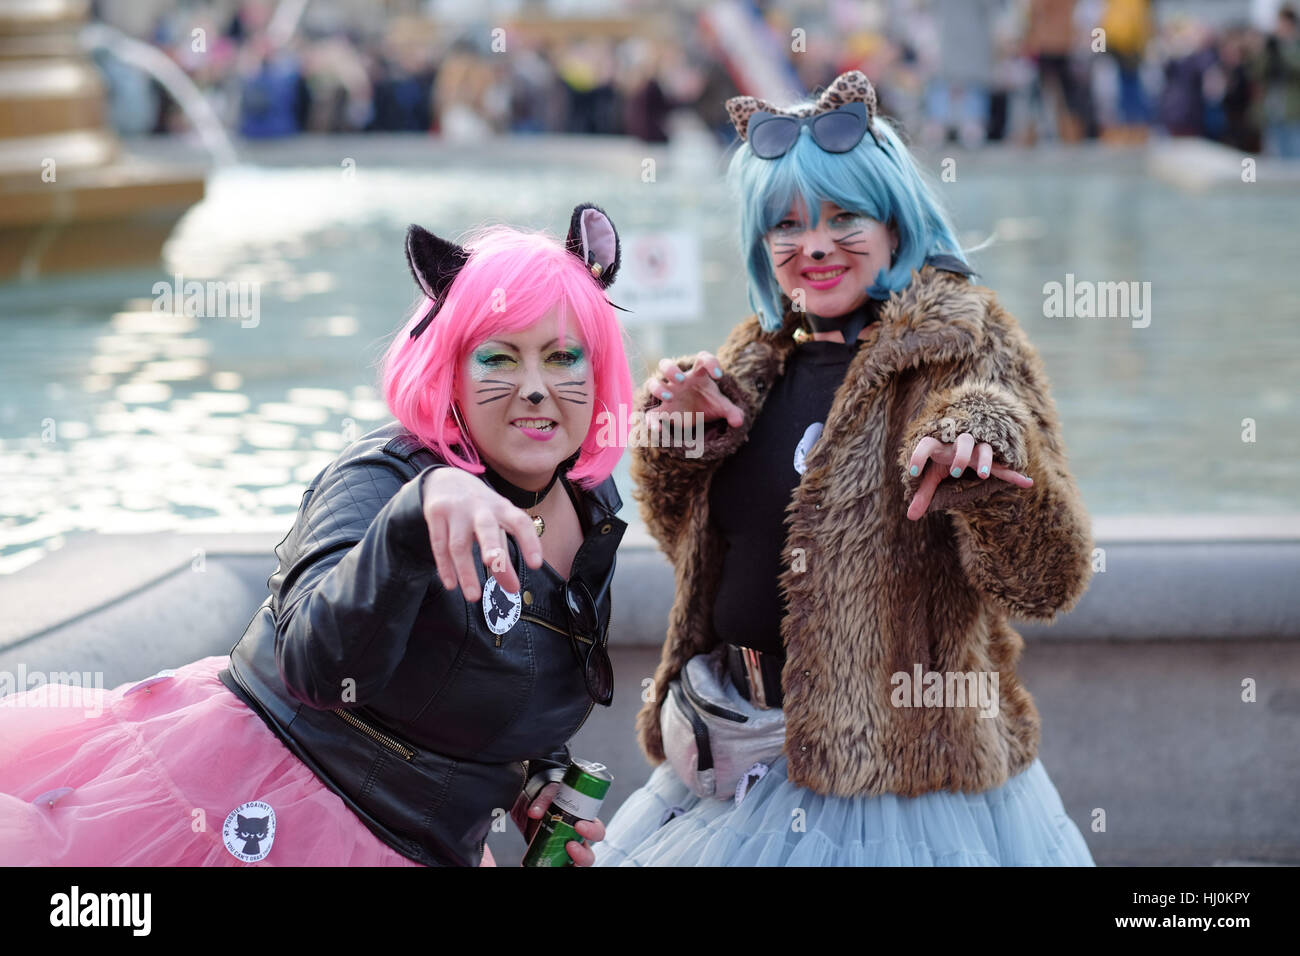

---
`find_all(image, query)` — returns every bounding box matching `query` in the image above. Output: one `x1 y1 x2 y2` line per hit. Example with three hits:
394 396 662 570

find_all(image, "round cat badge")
223 801 276 863
793 422 824 475
482 577 521 636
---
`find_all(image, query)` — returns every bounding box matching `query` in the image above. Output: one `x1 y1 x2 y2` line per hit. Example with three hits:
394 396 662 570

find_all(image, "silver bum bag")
659 646 787 800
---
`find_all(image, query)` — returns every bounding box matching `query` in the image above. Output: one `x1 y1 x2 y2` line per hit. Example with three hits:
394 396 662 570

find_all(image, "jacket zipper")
332 707 416 760
519 612 593 645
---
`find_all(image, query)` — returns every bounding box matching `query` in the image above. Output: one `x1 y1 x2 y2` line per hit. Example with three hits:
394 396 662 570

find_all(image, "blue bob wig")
728 107 971 332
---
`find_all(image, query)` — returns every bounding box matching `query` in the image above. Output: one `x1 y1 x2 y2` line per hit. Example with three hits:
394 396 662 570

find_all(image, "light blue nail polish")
951 467 963 478
674 372 685 382
979 465 989 476
909 465 919 477
661 390 672 400
712 367 723 379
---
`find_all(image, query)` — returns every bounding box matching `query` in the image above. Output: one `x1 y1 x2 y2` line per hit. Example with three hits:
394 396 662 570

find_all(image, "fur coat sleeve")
895 299 1093 621
627 316 768 562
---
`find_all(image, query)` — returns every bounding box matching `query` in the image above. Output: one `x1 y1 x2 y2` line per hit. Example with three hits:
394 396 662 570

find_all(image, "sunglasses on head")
747 101 887 159
563 578 613 706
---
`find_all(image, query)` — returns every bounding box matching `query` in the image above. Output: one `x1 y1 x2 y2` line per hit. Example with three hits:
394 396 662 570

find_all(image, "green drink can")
521 759 613 867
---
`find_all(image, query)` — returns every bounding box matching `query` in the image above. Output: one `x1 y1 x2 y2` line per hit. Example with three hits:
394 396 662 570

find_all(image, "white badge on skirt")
735 762 771 805
223 801 276 863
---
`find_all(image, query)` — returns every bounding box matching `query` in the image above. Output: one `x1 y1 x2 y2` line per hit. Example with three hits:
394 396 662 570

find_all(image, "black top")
708 302 880 654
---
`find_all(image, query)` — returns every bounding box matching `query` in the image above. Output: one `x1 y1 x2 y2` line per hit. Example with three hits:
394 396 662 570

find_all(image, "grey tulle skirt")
593 755 1095 867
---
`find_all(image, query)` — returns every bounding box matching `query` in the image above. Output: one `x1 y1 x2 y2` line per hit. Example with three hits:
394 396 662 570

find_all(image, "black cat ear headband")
405 202 623 339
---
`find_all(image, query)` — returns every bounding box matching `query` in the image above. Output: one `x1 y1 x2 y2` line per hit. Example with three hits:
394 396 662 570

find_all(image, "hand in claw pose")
904 432 1034 521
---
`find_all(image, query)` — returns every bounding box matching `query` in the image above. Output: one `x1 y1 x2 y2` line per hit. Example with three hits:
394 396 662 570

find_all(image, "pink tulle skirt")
0 655 494 867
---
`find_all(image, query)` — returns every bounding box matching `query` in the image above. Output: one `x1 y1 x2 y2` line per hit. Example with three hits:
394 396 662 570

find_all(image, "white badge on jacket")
482 577 521 635
793 422 824 475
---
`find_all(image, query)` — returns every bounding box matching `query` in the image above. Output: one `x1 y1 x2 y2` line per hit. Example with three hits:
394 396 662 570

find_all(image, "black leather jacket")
218 421 626 866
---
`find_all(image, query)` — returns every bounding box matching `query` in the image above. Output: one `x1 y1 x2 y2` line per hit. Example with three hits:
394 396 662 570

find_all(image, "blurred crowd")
94 0 1300 157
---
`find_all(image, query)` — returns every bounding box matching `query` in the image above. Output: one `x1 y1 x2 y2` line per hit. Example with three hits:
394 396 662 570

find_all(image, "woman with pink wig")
0 204 635 867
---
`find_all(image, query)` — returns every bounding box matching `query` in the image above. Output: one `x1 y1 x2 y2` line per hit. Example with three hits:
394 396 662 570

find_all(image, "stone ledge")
2 515 1299 652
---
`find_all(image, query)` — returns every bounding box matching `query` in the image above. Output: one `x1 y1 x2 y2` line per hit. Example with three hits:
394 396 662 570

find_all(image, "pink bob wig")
378 225 634 488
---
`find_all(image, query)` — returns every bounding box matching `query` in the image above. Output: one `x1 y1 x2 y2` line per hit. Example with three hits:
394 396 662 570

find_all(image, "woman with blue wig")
595 71 1096 866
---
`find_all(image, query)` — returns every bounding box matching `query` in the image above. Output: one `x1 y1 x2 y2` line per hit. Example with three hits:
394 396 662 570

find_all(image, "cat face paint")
457 310 593 491
766 198 896 320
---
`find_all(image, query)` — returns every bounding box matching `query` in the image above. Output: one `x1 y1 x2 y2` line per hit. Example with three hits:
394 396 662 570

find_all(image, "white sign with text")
614 231 703 325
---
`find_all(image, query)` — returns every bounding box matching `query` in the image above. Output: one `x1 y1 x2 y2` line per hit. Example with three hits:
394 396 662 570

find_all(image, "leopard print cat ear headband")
725 70 888 157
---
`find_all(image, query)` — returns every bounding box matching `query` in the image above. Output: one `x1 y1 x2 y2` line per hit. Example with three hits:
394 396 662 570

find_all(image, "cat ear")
405 224 469 302
405 224 469 339
565 203 620 289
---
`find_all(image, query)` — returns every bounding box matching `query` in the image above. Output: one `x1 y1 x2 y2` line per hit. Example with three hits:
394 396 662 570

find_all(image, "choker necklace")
799 300 880 345
481 451 580 537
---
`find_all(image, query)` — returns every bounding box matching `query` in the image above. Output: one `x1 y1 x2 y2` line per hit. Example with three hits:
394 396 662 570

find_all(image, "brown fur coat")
631 263 1093 798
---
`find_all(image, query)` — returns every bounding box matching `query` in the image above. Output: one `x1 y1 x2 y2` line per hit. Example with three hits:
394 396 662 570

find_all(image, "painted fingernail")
661 390 672 400
951 467 962 477
674 371 685 382
979 465 990 476
909 465 919 476
711 367 723 379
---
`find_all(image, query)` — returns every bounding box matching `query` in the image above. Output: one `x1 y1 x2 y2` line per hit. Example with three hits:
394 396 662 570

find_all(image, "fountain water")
80 22 238 167
0 0 207 280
